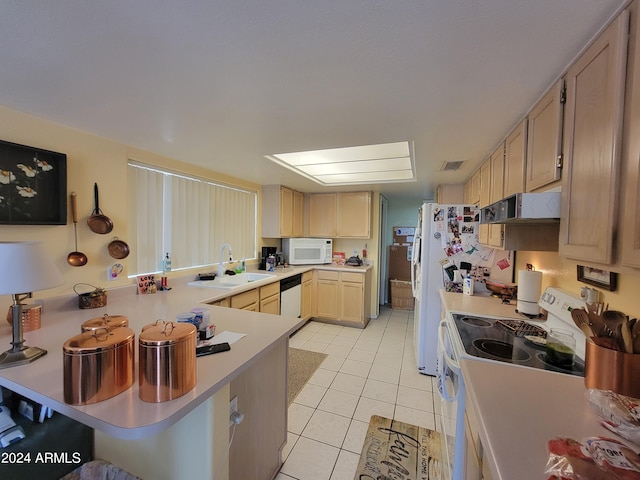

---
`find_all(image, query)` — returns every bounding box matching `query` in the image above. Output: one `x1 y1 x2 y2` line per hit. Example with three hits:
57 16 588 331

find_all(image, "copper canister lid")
63 327 135 355
139 321 196 346
81 314 129 333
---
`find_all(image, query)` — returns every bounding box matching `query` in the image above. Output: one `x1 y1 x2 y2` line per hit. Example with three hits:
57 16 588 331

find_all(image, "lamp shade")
0 241 63 295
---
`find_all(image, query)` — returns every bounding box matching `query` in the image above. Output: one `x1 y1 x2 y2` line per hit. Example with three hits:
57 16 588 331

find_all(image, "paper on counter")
201 331 246 347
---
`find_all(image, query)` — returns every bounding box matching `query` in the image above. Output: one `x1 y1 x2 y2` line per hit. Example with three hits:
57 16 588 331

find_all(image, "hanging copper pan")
87 183 113 234
108 237 130 259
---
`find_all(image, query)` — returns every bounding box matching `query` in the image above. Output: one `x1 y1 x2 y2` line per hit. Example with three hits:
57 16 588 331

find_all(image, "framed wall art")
577 265 618 291
0 139 67 225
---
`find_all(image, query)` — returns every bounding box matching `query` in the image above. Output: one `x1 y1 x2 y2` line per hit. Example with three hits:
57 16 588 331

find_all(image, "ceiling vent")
441 160 464 172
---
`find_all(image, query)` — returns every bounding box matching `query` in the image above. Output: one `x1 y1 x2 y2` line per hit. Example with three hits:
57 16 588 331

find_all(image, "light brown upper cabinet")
337 191 371 238
487 145 505 248
559 10 629 264
262 185 304 238
503 119 527 198
309 191 371 238
621 2 640 268
436 184 464 204
478 159 491 245
308 193 338 238
464 169 481 205
292 190 304 237
526 80 564 191
479 160 491 208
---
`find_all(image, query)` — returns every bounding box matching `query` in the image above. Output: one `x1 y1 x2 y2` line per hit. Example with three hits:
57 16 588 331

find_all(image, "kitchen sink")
188 272 277 289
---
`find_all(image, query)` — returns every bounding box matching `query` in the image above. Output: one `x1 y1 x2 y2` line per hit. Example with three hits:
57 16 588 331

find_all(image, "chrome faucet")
218 243 233 278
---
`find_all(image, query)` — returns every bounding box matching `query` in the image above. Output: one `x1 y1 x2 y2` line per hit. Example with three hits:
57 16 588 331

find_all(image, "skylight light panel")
266 141 415 186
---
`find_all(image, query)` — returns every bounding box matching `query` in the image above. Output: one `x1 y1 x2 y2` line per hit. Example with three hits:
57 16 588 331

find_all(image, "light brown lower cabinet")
230 288 259 311
229 339 287 480
300 271 313 321
259 282 280 315
315 270 339 320
313 269 371 328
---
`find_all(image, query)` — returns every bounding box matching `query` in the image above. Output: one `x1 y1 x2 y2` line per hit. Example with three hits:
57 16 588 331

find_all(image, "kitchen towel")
517 269 543 316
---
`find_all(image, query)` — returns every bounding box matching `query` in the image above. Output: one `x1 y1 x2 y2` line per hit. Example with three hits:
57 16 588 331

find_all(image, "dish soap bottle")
463 273 474 296
160 253 172 291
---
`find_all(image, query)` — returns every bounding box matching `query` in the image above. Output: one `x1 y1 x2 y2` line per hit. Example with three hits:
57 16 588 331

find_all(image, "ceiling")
0 0 626 201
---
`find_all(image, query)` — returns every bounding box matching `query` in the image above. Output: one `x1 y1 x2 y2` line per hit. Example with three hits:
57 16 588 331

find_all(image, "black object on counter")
198 273 216 281
346 255 363 266
196 343 231 357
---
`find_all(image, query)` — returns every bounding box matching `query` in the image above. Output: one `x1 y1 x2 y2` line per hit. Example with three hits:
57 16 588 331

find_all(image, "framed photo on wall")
0 139 67 225
577 265 618 291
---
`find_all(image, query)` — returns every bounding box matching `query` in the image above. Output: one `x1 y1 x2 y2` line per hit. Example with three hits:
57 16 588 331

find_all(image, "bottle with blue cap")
463 272 474 296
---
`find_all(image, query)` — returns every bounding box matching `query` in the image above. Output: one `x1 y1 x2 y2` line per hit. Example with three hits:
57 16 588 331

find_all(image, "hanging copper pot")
87 183 114 234
107 237 130 259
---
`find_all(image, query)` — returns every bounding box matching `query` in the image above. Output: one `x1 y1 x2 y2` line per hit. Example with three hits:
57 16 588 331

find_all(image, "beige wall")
516 251 640 317
0 104 261 312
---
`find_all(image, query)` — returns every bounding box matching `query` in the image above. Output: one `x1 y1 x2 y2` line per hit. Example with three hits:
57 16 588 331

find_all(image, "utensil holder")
584 340 640 397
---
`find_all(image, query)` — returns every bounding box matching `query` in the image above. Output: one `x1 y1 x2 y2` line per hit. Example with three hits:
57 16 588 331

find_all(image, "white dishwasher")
280 274 302 318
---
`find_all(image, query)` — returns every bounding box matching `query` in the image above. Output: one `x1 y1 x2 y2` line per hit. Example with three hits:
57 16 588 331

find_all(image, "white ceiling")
0 0 626 200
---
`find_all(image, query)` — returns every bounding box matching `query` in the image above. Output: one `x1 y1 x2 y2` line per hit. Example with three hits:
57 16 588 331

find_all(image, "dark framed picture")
577 265 617 291
0 139 67 225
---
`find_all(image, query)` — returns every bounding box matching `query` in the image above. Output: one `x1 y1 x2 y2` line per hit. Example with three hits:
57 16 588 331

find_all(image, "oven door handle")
438 321 460 371
437 321 461 403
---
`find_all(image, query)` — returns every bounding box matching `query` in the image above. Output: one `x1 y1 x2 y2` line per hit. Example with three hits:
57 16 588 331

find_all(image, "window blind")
128 162 257 275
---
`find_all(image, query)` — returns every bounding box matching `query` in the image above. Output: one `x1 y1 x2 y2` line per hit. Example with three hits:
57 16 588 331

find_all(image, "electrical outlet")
230 396 238 418
229 395 244 426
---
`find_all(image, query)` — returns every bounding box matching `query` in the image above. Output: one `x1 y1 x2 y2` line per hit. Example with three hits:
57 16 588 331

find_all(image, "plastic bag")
585 389 640 446
545 437 640 480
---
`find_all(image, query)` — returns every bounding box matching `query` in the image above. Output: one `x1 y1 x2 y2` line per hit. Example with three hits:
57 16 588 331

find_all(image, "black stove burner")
451 313 584 377
472 338 531 362
535 352 585 375
461 316 493 327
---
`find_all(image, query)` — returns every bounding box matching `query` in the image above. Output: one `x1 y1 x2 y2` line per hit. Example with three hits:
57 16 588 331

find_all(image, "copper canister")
63 327 135 405
6 303 42 332
585 340 640 397
138 321 197 403
81 314 129 333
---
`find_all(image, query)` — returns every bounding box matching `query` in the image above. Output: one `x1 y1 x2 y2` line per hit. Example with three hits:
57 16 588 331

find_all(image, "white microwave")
282 238 333 265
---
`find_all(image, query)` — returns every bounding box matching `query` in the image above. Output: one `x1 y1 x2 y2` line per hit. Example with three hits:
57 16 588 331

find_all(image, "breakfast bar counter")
0 276 305 479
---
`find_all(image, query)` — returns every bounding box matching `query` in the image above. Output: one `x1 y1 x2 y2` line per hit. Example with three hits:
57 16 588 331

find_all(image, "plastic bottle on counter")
163 253 172 272
463 273 474 296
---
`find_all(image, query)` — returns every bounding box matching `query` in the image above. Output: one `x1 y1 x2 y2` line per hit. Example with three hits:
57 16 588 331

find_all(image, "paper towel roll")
517 270 543 316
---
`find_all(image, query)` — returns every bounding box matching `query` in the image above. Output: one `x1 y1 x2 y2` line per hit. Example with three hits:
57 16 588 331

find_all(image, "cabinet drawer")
316 270 339 281
260 281 280 299
302 271 313 283
340 272 363 283
231 289 259 309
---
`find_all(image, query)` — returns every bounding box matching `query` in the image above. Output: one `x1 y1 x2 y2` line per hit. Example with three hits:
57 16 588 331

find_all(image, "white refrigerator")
411 203 514 375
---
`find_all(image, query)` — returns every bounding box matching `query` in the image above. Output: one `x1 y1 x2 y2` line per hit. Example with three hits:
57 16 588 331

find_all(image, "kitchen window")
128 161 257 275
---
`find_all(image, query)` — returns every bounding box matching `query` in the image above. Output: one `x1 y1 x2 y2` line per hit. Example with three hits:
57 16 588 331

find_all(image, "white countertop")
0 270 307 440
440 290 524 320
441 291 629 480
187 263 372 302
462 360 611 480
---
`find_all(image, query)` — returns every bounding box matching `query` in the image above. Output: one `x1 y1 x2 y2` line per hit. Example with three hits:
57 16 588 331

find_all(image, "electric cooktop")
451 314 585 377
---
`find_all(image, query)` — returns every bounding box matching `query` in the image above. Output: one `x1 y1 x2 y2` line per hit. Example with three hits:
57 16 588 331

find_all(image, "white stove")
436 287 587 480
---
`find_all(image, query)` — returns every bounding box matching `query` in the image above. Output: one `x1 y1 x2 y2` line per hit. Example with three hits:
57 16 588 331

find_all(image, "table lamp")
0 241 63 369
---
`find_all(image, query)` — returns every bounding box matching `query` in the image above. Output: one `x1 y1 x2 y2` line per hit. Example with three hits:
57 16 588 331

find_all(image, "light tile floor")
277 306 441 480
